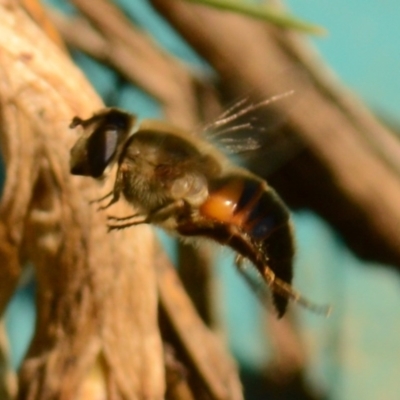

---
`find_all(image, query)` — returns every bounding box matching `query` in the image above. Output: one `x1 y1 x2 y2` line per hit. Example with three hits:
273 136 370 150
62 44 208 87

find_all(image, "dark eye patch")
86 125 119 178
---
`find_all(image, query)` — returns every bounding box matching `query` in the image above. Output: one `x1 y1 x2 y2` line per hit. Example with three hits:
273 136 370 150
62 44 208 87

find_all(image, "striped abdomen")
199 175 295 316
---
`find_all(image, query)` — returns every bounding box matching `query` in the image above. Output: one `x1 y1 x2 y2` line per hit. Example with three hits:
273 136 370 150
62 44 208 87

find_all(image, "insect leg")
232 230 331 316
89 191 113 205
97 166 125 210
97 194 120 211
107 200 185 231
264 270 332 316
235 254 245 270
107 213 142 222
144 200 185 224
234 255 273 309
107 217 148 232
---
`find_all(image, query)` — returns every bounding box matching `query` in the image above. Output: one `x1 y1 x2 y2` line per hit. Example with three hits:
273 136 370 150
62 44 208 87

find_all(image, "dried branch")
150 0 400 270
0 322 16 400
178 243 217 326
156 249 243 400
164 344 196 400
182 0 325 35
277 32 400 177
50 0 204 129
19 0 67 51
0 3 244 399
265 314 305 379
0 3 164 398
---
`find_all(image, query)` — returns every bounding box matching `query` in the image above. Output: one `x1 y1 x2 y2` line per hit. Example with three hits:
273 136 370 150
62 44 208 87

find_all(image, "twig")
276 30 400 177
156 248 243 400
53 0 203 129
183 0 326 35
1 4 245 399
20 0 67 50
0 4 164 398
0 322 16 400
178 242 217 327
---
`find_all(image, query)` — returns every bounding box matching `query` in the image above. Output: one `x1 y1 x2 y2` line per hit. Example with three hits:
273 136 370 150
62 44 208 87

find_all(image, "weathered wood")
0 3 164 398
156 249 243 400
62 0 202 129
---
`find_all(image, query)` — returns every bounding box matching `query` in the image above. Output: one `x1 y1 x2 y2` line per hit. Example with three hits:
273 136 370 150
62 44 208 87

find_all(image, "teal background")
5 1 400 399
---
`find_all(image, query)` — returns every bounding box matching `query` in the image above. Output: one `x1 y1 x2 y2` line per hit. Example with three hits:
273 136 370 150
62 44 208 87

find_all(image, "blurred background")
4 1 400 399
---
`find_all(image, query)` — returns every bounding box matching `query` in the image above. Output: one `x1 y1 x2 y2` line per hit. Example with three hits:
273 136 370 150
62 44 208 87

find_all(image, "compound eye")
86 125 119 178
70 108 135 178
103 127 119 162
70 124 120 178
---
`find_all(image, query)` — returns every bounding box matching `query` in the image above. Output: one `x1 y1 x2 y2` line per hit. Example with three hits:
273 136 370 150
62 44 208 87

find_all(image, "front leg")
96 166 127 210
107 213 142 222
89 191 113 205
97 193 120 211
107 200 185 231
107 216 148 231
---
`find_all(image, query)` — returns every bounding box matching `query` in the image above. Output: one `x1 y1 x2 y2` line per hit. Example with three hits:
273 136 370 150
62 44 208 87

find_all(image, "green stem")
183 0 326 35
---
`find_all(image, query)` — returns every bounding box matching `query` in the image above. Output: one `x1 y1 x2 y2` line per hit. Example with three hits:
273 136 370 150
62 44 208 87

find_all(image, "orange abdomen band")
199 178 245 223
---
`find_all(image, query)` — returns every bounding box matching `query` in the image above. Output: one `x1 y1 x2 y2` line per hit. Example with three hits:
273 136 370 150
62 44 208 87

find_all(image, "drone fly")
69 106 330 318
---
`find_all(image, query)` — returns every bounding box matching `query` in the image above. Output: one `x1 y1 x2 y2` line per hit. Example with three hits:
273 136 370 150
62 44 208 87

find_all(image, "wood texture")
0 3 245 399
0 3 164 399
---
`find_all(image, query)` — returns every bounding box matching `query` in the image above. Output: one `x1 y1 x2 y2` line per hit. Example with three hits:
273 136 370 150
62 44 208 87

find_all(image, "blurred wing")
201 92 305 175
198 65 315 175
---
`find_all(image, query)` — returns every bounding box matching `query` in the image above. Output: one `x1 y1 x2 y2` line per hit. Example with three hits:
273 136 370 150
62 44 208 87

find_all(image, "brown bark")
19 0 67 51
156 249 242 400
0 2 164 399
60 0 203 129
0 2 244 399
177 242 216 327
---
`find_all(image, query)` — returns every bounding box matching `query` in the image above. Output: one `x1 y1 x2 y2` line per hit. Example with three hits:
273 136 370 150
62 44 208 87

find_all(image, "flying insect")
69 105 330 317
